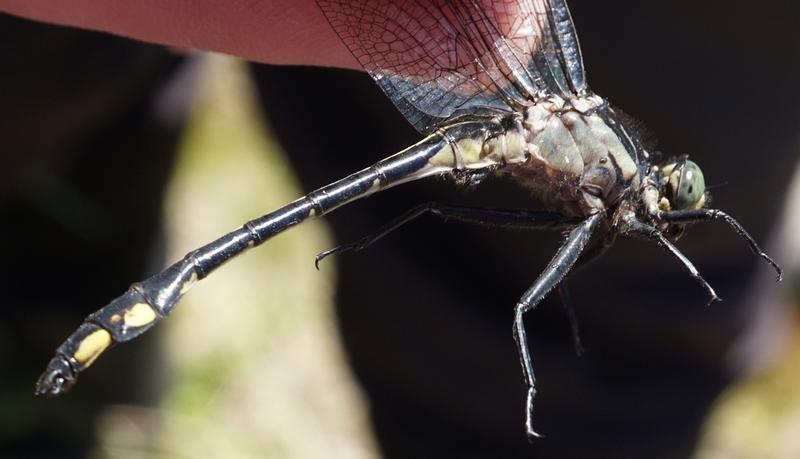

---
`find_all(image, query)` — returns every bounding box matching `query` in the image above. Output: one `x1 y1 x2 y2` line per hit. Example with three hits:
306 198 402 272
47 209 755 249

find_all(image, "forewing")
316 0 588 133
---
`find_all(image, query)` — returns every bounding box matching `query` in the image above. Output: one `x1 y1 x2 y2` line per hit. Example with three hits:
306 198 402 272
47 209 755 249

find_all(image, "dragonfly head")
633 157 783 282
634 158 710 240
658 159 707 211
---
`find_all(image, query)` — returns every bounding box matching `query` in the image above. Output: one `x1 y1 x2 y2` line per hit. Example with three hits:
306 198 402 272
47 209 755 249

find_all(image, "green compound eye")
668 159 706 210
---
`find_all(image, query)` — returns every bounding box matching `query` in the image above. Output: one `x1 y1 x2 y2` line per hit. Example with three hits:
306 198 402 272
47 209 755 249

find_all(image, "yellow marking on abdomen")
457 138 483 165
429 144 455 167
73 329 112 368
123 303 158 328
429 138 486 168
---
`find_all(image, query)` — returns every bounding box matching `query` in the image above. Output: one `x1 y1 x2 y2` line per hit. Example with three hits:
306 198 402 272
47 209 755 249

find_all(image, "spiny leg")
556 284 584 356
316 201 593 357
554 232 616 356
315 202 578 267
622 212 720 304
513 213 602 440
659 208 782 281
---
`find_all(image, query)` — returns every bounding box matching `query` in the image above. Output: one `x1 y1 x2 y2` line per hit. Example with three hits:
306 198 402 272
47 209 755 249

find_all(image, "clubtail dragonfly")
36 0 782 439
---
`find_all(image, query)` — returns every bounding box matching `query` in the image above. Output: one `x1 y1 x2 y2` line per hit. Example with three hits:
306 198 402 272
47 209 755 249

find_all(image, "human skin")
0 0 359 69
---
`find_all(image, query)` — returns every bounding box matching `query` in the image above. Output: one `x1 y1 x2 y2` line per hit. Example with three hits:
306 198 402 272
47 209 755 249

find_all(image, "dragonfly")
36 0 782 439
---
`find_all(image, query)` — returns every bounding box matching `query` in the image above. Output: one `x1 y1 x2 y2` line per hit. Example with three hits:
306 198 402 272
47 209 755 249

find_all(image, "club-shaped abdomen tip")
35 356 75 396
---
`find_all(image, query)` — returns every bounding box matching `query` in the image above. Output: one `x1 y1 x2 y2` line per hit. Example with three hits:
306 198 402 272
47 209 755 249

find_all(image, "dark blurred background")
2 1 800 458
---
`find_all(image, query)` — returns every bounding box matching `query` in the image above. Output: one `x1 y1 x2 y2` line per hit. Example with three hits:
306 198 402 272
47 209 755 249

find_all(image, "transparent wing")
316 0 587 133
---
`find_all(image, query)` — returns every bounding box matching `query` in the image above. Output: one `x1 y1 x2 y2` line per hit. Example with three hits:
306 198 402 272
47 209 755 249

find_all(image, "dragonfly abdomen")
35 119 514 395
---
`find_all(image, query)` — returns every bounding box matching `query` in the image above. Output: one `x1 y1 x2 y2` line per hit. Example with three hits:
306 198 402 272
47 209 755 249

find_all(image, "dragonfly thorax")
507 96 640 217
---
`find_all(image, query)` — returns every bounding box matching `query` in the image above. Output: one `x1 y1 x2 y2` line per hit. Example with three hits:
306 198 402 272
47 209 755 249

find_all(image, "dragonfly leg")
554 232 616 356
512 213 602 440
659 208 782 281
315 202 578 267
556 284 584 356
623 212 720 304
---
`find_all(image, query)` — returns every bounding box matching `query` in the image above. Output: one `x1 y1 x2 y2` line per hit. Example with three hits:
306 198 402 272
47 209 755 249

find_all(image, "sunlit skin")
0 0 359 69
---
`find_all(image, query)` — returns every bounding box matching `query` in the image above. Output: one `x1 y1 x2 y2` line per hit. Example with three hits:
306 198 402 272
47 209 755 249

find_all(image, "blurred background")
2 1 800 458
